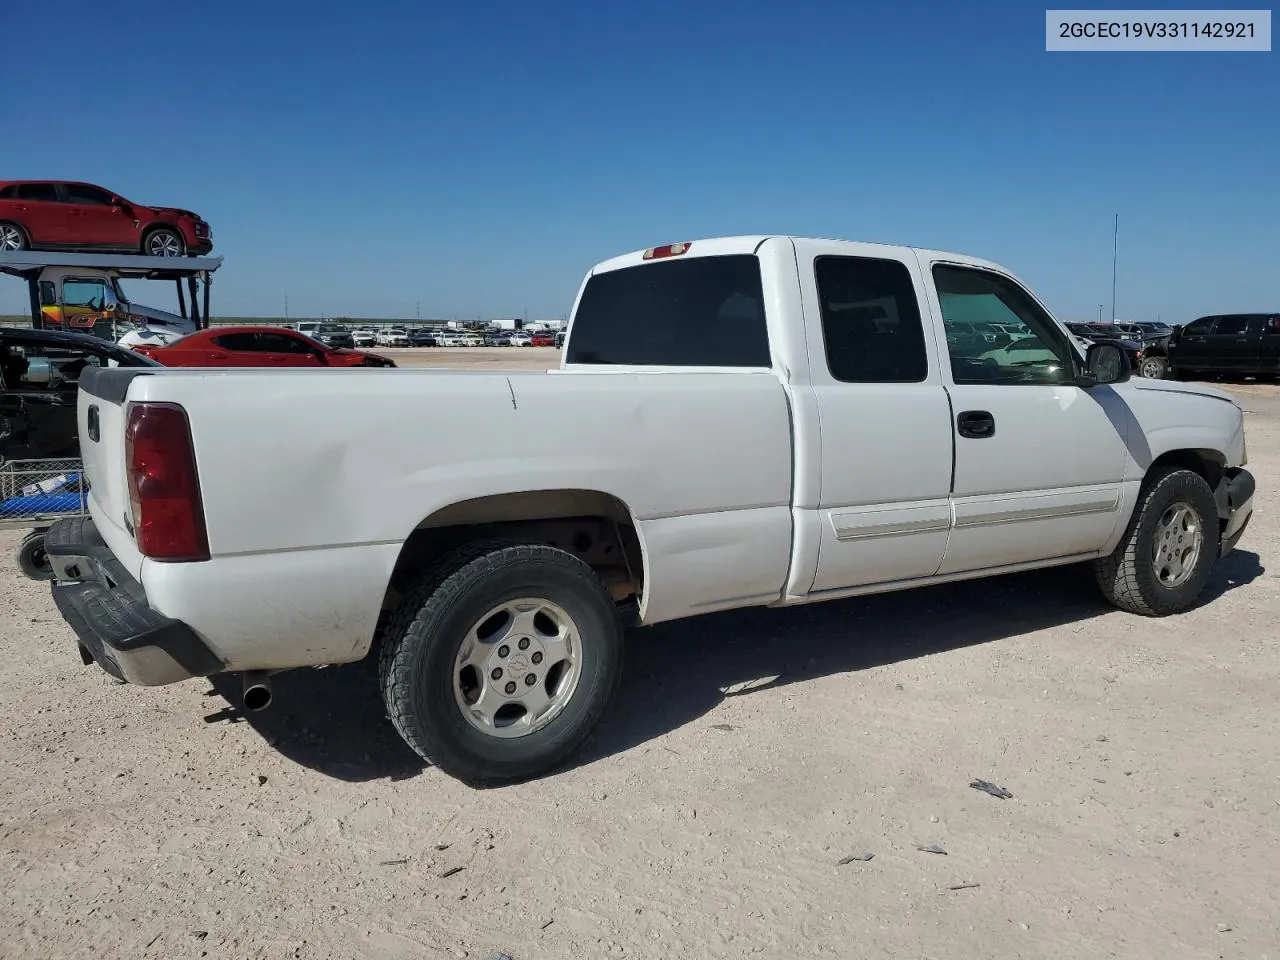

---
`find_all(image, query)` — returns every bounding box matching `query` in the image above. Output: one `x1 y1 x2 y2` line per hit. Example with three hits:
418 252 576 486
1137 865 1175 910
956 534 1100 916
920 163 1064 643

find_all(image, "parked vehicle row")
41 234 1254 790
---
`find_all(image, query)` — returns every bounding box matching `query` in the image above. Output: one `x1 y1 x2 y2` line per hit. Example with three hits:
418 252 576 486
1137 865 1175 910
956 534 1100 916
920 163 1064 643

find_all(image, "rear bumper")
44 517 223 685
1215 467 1255 556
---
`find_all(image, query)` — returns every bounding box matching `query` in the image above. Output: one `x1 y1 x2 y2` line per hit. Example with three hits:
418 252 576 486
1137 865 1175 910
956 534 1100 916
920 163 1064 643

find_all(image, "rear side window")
815 256 928 382
213 332 258 351
1212 315 1249 336
16 183 58 202
566 255 770 367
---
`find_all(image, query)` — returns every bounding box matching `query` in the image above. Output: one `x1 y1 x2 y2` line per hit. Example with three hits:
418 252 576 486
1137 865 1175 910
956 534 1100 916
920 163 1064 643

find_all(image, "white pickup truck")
44 235 1254 786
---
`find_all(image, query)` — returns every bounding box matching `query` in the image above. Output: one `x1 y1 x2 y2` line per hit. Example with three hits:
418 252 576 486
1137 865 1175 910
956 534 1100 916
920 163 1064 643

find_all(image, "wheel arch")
1146 448 1226 492
375 489 649 646
0 219 30 248
140 221 185 253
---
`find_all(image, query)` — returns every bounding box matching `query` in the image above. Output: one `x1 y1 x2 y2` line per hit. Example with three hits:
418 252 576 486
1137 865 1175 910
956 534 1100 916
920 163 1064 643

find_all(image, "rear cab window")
566 255 770 367
813 256 928 382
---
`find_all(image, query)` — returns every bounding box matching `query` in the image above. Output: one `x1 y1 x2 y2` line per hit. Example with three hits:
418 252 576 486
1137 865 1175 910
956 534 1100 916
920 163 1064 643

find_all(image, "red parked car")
0 180 213 257
131 327 396 368
530 332 555 346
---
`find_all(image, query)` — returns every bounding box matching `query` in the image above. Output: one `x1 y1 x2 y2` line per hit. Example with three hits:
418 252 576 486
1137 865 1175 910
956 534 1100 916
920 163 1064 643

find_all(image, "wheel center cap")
506 652 531 677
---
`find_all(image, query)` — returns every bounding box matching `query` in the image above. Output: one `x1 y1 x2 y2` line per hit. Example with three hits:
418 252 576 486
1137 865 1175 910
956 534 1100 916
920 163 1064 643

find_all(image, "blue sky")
3 0 1276 322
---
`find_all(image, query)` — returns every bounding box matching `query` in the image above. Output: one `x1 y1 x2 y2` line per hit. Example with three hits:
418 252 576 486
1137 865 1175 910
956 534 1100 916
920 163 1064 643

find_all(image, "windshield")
316 324 348 333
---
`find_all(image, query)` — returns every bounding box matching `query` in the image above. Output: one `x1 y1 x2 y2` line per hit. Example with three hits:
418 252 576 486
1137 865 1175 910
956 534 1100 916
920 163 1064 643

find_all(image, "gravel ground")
1 369 1277 960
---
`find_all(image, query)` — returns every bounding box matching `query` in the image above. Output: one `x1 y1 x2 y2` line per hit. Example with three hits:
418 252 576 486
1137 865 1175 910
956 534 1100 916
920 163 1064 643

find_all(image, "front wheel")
1094 466 1218 616
17 531 53 581
143 227 185 257
1139 355 1169 379
379 540 624 786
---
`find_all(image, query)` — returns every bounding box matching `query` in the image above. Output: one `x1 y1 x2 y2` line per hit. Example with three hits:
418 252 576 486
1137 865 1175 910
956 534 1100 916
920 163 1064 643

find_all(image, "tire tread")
1094 466 1217 617
377 538 621 785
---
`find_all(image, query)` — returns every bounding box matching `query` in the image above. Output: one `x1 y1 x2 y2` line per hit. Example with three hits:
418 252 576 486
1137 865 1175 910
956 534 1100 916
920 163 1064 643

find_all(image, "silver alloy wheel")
1140 357 1165 378
0 224 24 251
452 597 582 739
146 230 183 256
1151 501 1203 588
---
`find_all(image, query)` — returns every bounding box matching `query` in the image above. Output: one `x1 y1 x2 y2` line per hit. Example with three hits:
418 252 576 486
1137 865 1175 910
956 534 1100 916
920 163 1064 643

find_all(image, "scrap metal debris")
379 858 409 866
916 844 948 855
838 852 875 864
440 866 465 879
540 917 555 930
711 724 736 732
970 779 1013 799
948 882 981 891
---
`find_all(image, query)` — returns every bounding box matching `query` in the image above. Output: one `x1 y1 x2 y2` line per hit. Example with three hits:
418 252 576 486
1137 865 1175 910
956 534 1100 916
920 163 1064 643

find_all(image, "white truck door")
790 240 955 593
916 256 1131 575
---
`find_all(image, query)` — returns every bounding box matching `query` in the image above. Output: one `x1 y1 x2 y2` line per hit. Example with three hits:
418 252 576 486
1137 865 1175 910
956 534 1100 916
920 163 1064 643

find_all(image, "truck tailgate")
77 366 152 583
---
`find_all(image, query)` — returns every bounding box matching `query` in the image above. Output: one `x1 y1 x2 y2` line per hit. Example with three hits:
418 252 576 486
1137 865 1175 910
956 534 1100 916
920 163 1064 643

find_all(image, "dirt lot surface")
2 367 1278 960
381 346 565 371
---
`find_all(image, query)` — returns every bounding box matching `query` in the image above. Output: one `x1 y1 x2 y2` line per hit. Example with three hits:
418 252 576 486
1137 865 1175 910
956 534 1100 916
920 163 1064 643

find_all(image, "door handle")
957 410 995 439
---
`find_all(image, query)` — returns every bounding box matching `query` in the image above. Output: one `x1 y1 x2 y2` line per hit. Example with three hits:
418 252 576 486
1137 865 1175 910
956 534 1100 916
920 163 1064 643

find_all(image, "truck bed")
76 364 796 669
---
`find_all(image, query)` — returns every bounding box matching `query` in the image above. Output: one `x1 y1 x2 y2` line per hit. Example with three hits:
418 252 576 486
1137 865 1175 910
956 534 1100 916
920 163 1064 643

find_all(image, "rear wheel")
379 540 624 786
1094 467 1218 616
143 227 184 257
0 222 28 251
17 531 53 581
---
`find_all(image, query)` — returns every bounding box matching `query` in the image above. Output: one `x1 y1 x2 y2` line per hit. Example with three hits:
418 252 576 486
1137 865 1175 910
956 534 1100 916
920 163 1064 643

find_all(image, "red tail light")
124 402 210 562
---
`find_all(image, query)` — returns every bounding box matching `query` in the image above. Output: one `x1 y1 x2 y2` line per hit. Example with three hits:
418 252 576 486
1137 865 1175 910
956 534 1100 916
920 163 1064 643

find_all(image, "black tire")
1094 467 1219 616
0 221 29 252
1139 355 1169 380
378 539 624 787
142 226 185 257
17 531 53 581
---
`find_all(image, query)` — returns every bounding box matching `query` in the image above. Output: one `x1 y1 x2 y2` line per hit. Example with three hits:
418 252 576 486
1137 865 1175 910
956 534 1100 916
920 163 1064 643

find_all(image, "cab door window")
933 265 1073 385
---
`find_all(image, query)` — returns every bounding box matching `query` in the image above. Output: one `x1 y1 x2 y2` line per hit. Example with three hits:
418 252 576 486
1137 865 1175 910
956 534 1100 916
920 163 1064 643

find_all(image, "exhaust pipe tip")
241 672 273 712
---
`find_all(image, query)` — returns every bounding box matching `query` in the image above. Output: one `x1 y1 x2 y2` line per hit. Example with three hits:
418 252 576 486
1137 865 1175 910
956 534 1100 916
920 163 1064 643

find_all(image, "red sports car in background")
0 180 212 257
530 332 555 346
130 327 396 367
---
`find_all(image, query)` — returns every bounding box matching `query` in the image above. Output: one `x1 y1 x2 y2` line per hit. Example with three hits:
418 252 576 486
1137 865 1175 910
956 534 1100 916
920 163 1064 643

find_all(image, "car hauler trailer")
0 250 222 342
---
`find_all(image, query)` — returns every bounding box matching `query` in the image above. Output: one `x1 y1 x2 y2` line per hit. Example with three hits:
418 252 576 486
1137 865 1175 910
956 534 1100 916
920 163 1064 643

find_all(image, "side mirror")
313 349 328 364
1079 342 1129 387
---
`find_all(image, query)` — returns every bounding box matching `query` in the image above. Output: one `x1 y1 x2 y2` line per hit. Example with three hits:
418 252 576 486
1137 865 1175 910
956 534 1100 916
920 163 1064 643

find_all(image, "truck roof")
589 235 1005 276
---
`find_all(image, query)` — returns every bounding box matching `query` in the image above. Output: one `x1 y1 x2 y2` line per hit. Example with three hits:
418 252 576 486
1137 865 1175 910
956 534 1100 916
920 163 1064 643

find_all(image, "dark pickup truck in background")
1167 313 1280 380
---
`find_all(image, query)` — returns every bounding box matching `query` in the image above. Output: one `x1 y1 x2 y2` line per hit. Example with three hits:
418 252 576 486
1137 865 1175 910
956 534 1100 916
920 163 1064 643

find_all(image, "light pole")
1098 304 1103 323
1110 213 1119 321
